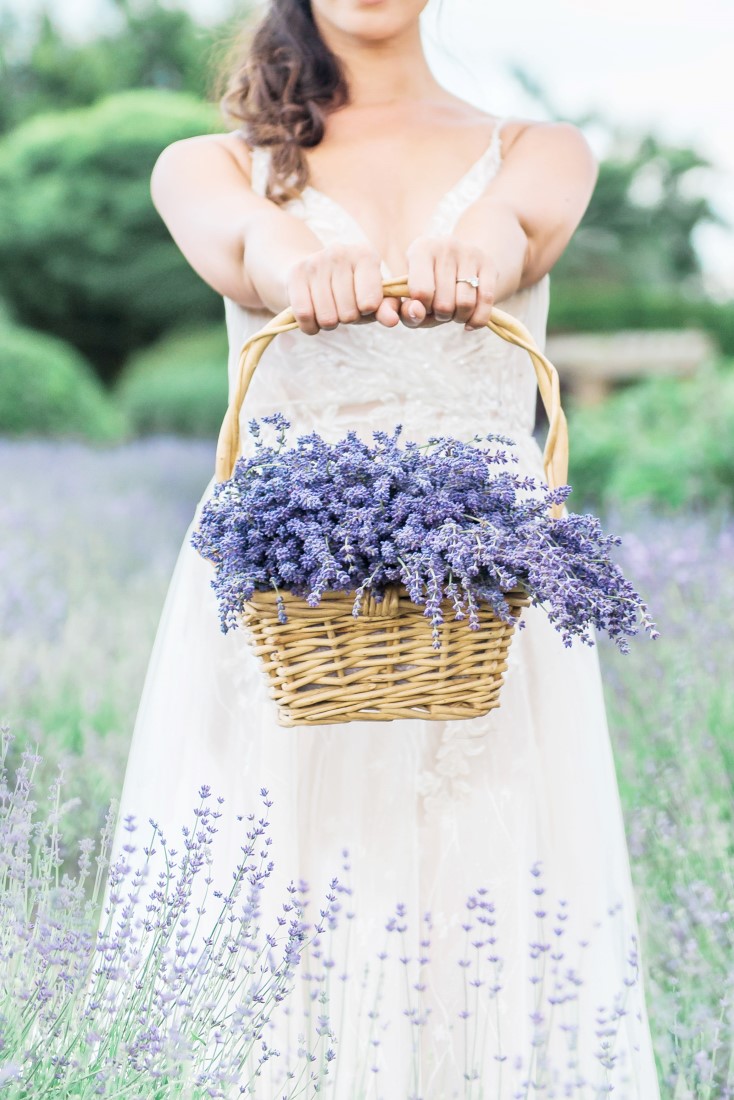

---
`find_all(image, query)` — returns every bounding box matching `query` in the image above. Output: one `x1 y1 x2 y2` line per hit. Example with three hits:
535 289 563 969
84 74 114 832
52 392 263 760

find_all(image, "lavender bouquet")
191 413 657 652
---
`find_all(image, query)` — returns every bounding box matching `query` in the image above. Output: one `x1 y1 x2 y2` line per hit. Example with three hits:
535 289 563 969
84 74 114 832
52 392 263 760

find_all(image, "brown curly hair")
218 0 350 204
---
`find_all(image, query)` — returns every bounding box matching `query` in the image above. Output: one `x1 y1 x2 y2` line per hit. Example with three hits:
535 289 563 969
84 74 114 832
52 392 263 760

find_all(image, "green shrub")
549 282 734 356
0 321 128 441
116 324 229 437
0 2 232 133
567 358 734 510
0 89 225 382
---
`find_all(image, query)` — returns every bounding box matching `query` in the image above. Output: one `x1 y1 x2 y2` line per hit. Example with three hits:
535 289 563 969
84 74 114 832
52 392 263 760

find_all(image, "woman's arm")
457 121 599 294
149 133 323 310
403 121 599 330
150 132 398 330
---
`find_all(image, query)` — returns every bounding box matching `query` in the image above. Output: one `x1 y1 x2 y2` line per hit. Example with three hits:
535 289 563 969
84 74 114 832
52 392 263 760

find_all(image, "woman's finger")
464 258 499 330
405 238 435 321
353 252 385 320
376 295 401 327
398 297 428 327
310 262 339 330
288 264 319 336
331 252 361 324
431 246 458 323
453 254 484 325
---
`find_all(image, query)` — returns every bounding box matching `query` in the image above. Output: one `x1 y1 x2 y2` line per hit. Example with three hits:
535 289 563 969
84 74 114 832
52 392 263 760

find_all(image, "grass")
1 436 733 1097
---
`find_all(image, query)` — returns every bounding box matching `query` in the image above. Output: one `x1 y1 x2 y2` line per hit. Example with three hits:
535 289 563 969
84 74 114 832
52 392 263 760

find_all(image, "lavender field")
1 435 733 1097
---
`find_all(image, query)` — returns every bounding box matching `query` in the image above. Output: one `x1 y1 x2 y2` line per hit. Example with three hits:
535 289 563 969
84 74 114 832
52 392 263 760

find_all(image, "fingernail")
409 306 419 320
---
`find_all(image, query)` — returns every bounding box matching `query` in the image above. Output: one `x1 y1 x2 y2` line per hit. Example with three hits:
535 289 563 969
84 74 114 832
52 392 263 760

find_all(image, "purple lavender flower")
191 416 657 651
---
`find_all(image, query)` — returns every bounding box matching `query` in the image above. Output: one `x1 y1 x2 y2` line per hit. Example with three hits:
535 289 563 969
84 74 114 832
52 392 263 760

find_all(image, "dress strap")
251 147 271 197
490 117 510 163
237 130 270 197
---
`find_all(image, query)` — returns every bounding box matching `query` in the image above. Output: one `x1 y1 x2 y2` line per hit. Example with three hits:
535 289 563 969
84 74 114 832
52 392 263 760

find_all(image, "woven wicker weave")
213 277 569 727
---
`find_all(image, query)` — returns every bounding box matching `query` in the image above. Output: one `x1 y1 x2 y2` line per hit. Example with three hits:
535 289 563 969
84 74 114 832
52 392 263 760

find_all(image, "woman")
98 1 662 1096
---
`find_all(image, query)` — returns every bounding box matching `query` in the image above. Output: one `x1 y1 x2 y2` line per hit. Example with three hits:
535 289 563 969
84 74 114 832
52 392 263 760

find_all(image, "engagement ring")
456 276 480 288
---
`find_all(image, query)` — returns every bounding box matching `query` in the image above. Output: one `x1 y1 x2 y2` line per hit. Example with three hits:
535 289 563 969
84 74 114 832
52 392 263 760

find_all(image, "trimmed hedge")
0 322 128 440
549 282 734 356
115 324 229 437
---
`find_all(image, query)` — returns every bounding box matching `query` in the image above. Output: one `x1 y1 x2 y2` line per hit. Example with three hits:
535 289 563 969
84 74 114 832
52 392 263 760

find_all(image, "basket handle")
215 276 569 518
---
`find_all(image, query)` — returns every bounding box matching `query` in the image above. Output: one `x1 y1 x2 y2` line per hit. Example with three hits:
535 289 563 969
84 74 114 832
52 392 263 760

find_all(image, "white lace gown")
99 122 662 1098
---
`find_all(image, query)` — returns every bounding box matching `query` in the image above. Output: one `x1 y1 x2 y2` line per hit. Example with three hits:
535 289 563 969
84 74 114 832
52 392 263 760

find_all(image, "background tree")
507 65 732 348
511 64 725 293
0 0 241 134
0 89 226 381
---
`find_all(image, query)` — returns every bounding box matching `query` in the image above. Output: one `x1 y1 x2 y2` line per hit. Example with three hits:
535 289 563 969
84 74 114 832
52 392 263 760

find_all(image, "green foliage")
567 358 734 510
116 323 229 437
511 65 725 296
549 282 734 356
0 2 243 134
0 320 128 440
0 89 225 382
555 135 721 290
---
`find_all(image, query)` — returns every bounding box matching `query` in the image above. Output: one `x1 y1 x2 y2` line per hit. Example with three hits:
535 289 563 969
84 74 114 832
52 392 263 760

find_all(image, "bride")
98 0 662 1096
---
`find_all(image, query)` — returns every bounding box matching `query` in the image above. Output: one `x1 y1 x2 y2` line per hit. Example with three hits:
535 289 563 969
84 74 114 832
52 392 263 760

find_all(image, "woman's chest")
283 129 502 276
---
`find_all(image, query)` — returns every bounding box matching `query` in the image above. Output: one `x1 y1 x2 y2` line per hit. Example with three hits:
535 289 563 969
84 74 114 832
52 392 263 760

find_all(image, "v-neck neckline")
294 120 507 280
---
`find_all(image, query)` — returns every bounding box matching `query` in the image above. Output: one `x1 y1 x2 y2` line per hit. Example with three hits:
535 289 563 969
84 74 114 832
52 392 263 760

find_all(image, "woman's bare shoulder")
445 93 581 152
439 96 542 150
207 129 254 171
498 116 536 146
498 115 590 158
153 129 254 187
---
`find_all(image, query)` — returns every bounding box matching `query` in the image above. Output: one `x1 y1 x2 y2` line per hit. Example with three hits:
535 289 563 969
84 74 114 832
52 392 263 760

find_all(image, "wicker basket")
213 277 569 727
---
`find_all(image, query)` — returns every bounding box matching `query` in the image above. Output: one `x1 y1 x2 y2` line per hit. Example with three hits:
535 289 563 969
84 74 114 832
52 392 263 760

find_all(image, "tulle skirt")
97 472 661 1100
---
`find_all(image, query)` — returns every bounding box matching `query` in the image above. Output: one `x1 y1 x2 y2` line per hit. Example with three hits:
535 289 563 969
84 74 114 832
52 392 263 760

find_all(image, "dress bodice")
223 120 551 478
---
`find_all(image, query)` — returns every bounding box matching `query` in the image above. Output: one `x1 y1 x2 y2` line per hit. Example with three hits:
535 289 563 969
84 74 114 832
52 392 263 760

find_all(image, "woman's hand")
398 235 499 331
285 236 499 336
287 243 402 335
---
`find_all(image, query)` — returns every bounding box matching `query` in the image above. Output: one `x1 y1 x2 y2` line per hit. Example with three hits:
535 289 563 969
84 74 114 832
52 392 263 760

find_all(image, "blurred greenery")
512 64 727 299
554 135 720 291
515 64 734 513
0 318 128 440
548 283 734 355
116 324 229 436
566 357 734 510
0 0 239 133
0 88 225 381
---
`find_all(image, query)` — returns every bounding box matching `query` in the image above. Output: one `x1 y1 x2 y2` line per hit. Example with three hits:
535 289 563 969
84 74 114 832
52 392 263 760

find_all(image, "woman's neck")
313 16 443 108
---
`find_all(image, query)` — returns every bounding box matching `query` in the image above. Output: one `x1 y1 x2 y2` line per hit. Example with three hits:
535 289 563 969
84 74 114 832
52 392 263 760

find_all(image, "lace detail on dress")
416 718 496 818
